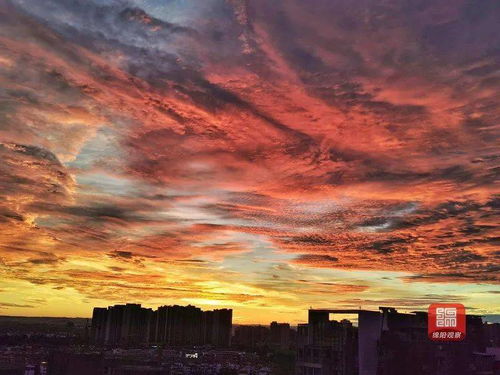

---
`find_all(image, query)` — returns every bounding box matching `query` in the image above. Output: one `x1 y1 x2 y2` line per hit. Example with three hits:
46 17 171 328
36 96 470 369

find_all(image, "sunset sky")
0 0 498 324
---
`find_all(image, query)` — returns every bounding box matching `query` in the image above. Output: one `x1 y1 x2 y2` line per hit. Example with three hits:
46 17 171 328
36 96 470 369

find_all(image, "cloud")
108 251 136 260
295 254 339 265
0 0 498 319
0 302 35 309
27 253 66 266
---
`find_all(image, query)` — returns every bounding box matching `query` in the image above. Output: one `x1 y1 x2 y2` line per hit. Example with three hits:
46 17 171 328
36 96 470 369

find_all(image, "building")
91 303 232 348
296 310 358 375
104 304 125 345
270 322 292 350
48 352 103 375
90 304 154 346
485 323 500 347
154 305 203 346
203 308 232 347
297 307 497 375
233 325 270 349
153 305 232 347
90 307 108 344
376 309 488 375
47 348 270 375
121 304 154 346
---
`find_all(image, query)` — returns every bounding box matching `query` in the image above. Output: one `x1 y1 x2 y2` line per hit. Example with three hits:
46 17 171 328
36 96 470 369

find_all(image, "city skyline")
0 0 499 324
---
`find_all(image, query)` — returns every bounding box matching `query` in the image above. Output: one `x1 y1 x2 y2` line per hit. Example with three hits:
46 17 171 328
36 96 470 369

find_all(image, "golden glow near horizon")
0 0 498 324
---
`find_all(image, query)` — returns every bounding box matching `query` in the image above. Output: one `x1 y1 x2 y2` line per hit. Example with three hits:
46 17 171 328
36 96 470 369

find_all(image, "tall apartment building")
91 304 154 346
90 307 108 344
296 310 358 375
233 325 270 349
296 307 495 375
377 309 488 375
203 308 232 347
91 303 232 348
155 304 203 345
270 322 292 350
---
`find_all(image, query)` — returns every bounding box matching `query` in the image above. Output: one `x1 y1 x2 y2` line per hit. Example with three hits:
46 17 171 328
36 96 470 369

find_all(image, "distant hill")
0 315 88 334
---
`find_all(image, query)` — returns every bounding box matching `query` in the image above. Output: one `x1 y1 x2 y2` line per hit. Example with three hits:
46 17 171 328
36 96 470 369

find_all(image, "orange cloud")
0 0 498 321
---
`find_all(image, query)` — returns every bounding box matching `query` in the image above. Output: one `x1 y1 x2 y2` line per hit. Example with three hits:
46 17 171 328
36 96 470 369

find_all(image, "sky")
0 0 498 324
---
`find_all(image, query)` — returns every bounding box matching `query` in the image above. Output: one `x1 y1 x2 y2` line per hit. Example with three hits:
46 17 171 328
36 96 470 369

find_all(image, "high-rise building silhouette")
376 308 488 375
296 307 497 375
233 325 270 349
155 304 203 345
121 304 154 346
91 303 232 347
203 308 232 347
270 321 292 350
91 304 155 346
296 310 357 375
90 307 107 344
